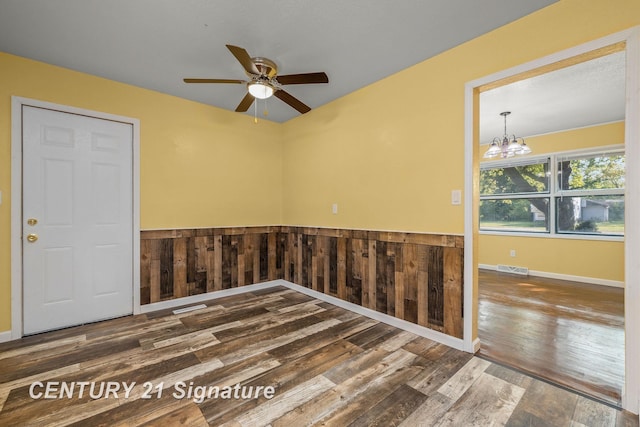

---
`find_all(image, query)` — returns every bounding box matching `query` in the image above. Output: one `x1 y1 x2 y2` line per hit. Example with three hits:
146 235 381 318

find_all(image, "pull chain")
254 98 258 124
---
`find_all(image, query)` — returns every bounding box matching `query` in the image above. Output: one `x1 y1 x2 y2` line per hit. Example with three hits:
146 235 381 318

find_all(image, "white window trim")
480 146 625 239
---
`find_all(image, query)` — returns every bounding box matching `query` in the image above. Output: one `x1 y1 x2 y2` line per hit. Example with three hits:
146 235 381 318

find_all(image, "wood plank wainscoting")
140 227 464 339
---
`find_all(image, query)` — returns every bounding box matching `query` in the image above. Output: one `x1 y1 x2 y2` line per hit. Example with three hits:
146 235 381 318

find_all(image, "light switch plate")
451 190 461 205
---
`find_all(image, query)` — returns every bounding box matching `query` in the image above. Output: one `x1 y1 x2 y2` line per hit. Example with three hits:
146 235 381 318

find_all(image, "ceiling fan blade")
226 45 259 75
274 90 311 114
235 92 255 112
277 72 329 85
184 78 245 84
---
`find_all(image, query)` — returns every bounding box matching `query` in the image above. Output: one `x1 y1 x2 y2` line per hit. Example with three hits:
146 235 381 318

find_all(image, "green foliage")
608 200 625 221
575 220 599 232
481 153 625 234
480 163 548 195
565 154 625 190
480 199 533 222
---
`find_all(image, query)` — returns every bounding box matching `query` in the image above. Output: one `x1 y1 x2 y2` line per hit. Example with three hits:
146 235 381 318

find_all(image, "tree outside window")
480 149 624 237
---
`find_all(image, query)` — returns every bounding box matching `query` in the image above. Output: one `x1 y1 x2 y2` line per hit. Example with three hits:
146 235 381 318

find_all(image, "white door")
22 106 133 335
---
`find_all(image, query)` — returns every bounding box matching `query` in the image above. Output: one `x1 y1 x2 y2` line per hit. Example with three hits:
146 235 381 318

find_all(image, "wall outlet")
332 203 338 214
510 249 516 257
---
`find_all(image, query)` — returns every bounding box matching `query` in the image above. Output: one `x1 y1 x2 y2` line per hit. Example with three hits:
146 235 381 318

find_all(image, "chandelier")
483 111 531 159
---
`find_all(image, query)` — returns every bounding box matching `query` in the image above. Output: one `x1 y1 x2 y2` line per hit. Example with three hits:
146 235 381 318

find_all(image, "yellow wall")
0 53 283 331
282 0 639 233
480 235 624 282
479 122 625 282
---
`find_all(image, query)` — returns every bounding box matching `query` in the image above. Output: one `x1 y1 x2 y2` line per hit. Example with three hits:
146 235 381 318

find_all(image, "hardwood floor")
1 286 637 426
478 269 625 408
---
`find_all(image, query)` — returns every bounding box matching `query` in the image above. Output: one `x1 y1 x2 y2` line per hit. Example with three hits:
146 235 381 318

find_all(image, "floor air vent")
172 304 207 315
496 264 529 275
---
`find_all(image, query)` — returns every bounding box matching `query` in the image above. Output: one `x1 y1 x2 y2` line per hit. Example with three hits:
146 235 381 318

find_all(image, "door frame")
10 97 141 339
464 27 640 413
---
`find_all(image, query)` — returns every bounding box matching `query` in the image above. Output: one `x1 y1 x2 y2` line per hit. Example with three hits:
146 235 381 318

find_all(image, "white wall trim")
622 26 640 415
478 264 625 288
465 27 640 414
278 281 465 351
10 97 141 339
139 281 283 313
139 279 464 351
0 331 12 344
142 224 464 237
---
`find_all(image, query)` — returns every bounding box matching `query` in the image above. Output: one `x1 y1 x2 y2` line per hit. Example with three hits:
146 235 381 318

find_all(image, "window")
480 148 625 237
555 152 625 236
480 158 550 233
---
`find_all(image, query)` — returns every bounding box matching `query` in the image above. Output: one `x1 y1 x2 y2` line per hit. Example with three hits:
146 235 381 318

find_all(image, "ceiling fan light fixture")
248 81 274 99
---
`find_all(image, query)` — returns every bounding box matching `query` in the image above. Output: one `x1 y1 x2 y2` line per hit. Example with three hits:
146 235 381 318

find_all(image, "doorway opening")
478 46 625 406
463 27 640 414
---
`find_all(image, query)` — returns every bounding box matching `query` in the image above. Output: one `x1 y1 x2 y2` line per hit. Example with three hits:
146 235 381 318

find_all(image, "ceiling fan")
183 44 329 115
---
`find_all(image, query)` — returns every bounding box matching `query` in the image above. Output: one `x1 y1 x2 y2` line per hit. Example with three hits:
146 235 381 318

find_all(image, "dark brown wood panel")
375 240 389 314
427 245 444 329
329 237 338 295
140 226 464 339
160 238 173 300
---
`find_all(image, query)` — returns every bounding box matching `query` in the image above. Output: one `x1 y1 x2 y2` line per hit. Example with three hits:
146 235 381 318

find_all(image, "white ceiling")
0 0 624 141
480 51 626 144
0 0 559 123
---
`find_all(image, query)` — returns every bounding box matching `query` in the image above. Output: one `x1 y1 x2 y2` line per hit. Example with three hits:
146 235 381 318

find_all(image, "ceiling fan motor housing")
251 57 278 78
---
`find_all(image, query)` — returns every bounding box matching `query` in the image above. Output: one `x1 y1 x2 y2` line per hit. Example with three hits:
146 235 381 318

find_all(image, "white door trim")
11 97 141 339
464 27 640 413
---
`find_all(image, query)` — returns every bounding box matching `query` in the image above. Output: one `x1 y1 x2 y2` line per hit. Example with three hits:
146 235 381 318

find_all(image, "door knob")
27 218 38 226
26 234 38 243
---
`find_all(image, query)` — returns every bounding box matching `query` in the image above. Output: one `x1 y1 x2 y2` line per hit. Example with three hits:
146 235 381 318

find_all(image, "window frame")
480 145 625 240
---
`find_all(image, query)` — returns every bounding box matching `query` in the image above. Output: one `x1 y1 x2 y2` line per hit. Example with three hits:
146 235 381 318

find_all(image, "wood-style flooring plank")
200 339 361 426
478 269 624 406
273 349 419 427
348 383 428 427
437 372 525 426
0 286 636 427
437 357 492 400
225 375 336 427
314 362 424 426
507 379 579 426
140 402 208 427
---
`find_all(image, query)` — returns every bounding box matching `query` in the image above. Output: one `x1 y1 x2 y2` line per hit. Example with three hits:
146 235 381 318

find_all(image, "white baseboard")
0 330 12 344
472 337 481 353
479 264 624 288
277 281 465 352
140 279 466 352
3 280 466 352
139 280 283 313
